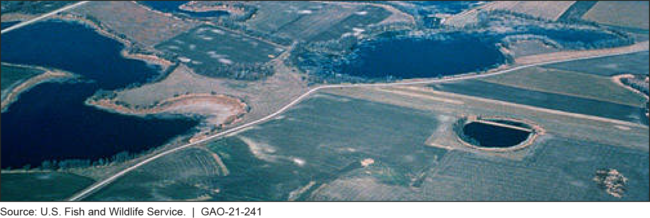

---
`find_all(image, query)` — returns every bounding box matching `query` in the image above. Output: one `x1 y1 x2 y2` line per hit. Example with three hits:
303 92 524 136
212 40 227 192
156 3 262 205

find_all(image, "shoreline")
179 1 245 15
51 13 175 72
85 93 248 130
612 74 650 118
1 64 78 113
611 74 650 101
454 115 546 152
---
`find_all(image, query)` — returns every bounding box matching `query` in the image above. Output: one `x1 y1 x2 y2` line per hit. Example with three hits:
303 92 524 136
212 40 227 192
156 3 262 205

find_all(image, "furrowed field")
85 93 448 201
431 80 646 125
1 172 95 201
543 51 649 76
479 66 647 107
86 147 227 201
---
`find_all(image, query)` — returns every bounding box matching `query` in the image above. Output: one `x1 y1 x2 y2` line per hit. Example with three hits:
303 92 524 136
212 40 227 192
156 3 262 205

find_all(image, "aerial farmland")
0 1 648 203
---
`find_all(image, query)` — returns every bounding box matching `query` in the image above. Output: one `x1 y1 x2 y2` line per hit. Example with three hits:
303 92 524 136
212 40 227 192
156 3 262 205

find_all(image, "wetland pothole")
454 116 543 151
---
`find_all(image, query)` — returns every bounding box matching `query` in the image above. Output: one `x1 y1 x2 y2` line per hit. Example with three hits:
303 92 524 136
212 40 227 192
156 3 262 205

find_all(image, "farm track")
67 42 649 201
0 1 89 34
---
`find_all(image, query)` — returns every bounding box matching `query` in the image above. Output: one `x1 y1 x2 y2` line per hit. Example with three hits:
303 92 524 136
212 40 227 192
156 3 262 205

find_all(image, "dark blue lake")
139 1 229 18
336 35 506 79
462 122 531 148
1 20 198 169
1 21 20 30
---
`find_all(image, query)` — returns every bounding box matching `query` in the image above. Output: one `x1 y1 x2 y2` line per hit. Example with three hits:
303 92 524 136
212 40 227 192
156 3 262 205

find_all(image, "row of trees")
3 151 142 171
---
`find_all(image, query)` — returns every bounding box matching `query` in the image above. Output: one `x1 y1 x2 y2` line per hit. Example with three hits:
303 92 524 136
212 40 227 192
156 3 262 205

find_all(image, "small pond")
461 122 531 148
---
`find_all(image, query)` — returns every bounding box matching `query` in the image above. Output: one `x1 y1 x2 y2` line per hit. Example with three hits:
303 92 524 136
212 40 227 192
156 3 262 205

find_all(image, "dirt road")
1 1 89 34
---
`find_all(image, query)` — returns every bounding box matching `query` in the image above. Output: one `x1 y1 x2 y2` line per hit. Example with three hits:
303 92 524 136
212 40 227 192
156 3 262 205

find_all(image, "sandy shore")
179 1 246 15
87 93 248 128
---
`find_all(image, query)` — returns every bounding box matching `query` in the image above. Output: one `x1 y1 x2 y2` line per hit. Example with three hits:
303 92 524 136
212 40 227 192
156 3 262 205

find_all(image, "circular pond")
455 118 539 150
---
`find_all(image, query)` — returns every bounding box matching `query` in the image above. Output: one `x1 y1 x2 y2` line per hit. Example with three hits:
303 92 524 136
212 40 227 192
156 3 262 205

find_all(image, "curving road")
67 46 648 201
1 1 89 34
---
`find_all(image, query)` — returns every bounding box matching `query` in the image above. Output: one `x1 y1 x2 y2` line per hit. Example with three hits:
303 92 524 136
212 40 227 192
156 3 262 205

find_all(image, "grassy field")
480 66 647 107
411 136 649 201
244 1 320 34
543 51 649 77
506 1 576 21
317 87 648 200
1 63 44 93
86 93 448 201
431 80 646 125
1 172 95 201
84 86 648 201
245 1 392 42
72 1 198 46
557 1 597 21
156 25 281 65
309 5 391 42
86 148 227 201
582 1 649 30
479 1 575 21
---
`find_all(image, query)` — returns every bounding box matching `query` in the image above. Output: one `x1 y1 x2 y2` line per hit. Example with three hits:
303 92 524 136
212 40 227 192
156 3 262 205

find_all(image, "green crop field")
431 80 647 125
543 51 649 76
409 136 649 201
81 86 649 201
1 172 95 201
1 63 44 93
86 93 448 201
86 148 227 201
480 66 647 107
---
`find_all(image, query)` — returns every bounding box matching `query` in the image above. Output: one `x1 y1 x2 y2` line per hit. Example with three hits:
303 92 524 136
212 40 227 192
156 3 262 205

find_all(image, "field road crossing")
67 44 649 201
1 1 89 34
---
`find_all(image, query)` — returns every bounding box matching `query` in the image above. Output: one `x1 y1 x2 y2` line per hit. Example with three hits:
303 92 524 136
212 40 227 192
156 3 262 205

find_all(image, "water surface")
1 20 198 169
462 122 530 148
336 35 506 79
